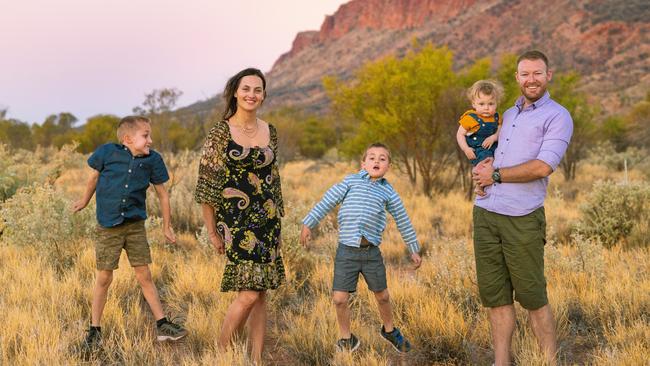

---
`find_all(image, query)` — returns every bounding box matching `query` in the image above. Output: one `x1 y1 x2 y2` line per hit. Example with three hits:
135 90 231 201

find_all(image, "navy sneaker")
83 327 102 349
336 333 361 352
380 326 411 353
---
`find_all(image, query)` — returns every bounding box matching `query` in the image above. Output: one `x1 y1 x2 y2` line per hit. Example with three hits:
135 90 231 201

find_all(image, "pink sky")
0 0 348 124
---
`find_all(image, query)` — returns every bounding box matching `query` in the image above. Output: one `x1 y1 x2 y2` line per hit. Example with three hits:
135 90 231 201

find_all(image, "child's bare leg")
373 289 394 332
91 270 114 326
133 265 165 320
332 291 352 338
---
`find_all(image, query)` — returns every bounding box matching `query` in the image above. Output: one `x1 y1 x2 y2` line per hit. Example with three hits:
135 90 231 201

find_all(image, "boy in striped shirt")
300 142 422 353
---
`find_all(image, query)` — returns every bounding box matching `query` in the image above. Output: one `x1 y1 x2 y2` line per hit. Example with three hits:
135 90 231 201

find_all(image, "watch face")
492 171 501 183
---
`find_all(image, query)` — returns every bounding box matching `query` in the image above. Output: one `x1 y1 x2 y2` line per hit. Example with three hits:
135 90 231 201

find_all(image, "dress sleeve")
269 124 285 217
194 121 229 208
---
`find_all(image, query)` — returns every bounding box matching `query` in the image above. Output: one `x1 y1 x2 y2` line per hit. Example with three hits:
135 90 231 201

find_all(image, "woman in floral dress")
195 68 284 362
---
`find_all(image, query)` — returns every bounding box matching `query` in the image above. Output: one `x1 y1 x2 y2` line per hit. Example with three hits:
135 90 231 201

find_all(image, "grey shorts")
333 244 387 293
95 220 151 270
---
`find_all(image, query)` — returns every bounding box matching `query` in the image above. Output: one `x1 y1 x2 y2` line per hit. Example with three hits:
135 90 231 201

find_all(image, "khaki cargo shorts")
95 220 151 270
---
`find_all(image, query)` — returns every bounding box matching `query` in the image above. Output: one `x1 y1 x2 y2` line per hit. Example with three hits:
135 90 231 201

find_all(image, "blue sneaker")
380 326 411 353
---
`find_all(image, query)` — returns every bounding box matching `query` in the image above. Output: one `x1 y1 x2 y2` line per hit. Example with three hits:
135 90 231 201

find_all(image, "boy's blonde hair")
117 116 150 142
362 142 391 163
467 80 504 103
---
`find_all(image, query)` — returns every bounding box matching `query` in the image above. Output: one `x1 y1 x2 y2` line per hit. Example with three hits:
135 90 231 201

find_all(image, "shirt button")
128 169 132 173
122 199 126 203
121 212 125 216
512 124 515 127
125 184 128 188
506 138 509 141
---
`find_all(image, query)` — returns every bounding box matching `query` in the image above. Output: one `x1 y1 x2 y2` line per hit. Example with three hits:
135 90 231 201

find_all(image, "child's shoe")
83 326 102 349
380 326 411 353
336 333 361 352
156 320 188 341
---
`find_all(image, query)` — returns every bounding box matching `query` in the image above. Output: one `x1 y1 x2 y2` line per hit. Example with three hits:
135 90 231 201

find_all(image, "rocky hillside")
183 0 650 118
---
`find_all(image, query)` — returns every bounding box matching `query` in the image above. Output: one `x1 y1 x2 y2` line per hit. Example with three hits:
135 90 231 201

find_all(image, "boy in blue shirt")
73 116 187 348
300 143 422 353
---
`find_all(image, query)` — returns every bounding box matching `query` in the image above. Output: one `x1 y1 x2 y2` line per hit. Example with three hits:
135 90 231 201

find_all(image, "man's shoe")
380 326 411 353
156 320 188 341
336 333 361 352
83 327 102 349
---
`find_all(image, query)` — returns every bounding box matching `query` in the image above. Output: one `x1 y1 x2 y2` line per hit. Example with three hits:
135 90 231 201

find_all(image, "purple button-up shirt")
475 91 573 216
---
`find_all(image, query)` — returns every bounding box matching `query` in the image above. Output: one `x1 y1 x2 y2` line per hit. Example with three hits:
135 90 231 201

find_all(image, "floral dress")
195 120 285 292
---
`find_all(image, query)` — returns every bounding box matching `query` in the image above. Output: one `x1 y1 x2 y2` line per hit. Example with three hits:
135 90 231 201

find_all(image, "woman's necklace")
235 118 259 138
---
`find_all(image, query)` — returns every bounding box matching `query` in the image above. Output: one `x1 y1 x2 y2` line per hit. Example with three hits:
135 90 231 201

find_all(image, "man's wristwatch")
491 168 502 184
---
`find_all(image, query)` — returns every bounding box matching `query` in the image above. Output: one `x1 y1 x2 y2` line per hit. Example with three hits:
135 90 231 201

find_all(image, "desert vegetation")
0 142 648 365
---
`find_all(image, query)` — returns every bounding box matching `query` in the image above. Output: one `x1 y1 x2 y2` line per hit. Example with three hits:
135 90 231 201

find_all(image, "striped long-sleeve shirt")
302 170 420 254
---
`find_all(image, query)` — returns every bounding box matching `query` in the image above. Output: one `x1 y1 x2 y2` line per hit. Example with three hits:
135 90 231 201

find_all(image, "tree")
325 43 489 196
552 73 598 181
77 114 120 153
624 92 650 148
133 88 184 151
298 116 336 159
31 112 78 147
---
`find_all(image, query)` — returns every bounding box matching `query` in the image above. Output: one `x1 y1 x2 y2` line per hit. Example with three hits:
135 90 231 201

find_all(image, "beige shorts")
95 220 151 270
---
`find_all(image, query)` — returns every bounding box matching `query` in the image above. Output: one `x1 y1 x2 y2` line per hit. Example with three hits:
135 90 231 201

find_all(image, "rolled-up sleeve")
537 109 573 171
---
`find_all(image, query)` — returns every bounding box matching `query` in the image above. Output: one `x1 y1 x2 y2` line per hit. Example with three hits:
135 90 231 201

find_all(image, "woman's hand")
209 231 225 255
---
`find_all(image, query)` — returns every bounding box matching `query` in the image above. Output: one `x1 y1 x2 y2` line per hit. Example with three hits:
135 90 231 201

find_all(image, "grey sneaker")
83 327 102 349
380 326 411 353
336 333 361 352
156 321 188 341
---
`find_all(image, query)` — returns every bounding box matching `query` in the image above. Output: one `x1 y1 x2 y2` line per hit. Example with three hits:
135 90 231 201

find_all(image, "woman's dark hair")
222 68 267 120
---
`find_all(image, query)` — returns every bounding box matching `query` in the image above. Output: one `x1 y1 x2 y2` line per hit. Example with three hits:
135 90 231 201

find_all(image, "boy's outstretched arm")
153 183 176 244
72 168 99 212
386 191 422 269
300 178 350 247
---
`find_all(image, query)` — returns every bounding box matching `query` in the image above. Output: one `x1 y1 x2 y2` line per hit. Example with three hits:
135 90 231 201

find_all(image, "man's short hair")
467 80 504 103
517 50 549 70
362 142 391 163
117 116 150 142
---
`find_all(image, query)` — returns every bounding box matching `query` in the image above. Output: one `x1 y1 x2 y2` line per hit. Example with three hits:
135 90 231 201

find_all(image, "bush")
576 180 650 248
0 184 95 270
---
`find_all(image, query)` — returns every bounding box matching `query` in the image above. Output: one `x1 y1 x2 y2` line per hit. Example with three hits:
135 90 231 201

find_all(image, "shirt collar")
359 169 387 184
516 91 551 111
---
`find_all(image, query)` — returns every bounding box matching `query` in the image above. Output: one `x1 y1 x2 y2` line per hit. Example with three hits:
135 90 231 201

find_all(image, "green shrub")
577 180 650 248
0 184 95 270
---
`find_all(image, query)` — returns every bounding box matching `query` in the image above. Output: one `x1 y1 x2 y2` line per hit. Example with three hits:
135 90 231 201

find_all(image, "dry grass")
0 150 648 365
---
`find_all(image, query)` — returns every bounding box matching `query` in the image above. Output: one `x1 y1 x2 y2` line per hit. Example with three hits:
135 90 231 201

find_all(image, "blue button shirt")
88 143 169 228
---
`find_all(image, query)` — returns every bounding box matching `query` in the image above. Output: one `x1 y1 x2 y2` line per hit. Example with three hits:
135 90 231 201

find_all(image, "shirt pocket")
132 162 153 189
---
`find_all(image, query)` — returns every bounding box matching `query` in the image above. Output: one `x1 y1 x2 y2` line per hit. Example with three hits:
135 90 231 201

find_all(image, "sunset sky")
0 0 348 124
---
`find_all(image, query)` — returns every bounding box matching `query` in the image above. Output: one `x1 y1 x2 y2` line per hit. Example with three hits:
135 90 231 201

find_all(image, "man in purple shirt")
472 50 573 366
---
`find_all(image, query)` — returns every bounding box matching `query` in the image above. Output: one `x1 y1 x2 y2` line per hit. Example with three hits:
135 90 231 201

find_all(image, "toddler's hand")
463 147 476 160
164 226 177 244
411 252 422 270
482 135 497 149
300 225 312 248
